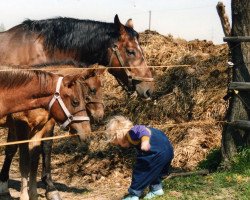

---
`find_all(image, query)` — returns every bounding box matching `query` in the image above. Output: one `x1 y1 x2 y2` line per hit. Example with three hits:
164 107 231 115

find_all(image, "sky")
0 0 231 44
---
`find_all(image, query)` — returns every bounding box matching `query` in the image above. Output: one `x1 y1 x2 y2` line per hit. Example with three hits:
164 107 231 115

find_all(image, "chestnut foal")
0 68 93 200
0 69 91 131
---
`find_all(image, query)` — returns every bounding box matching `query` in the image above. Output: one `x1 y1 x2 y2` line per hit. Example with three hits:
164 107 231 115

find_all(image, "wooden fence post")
217 0 250 167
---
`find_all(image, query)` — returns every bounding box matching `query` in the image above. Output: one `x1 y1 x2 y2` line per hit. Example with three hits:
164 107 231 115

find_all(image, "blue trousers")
128 128 174 197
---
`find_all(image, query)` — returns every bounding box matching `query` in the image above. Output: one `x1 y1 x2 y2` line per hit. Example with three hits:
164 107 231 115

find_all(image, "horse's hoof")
0 181 9 195
0 192 12 200
29 193 38 200
46 191 62 200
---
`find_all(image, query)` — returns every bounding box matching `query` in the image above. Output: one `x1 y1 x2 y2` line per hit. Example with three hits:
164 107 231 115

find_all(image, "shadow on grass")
198 148 222 172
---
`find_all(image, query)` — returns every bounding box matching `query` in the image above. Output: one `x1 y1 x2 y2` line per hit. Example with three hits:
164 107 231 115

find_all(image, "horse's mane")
0 69 53 89
0 61 99 89
30 60 100 79
2 60 89 69
31 60 88 69
20 17 138 60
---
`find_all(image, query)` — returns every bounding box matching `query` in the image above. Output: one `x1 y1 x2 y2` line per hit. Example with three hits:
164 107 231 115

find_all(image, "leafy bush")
231 148 250 172
198 148 222 172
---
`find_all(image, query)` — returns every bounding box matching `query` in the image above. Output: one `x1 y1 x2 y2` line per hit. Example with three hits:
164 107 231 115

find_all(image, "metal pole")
149 10 151 30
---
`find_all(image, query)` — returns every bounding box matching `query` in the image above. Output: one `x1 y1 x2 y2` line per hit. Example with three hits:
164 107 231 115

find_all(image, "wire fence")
0 64 192 72
0 119 229 147
0 64 229 147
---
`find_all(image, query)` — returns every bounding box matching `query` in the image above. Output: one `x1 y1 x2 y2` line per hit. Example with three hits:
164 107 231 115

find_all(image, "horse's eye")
71 99 80 107
126 49 136 57
90 88 96 95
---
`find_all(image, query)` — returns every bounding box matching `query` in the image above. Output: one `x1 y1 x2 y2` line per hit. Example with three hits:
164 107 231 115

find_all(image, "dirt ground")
0 156 130 200
0 31 229 199
0 127 131 200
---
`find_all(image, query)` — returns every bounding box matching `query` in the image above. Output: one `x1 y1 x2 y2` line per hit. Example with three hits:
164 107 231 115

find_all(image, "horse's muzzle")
135 81 155 99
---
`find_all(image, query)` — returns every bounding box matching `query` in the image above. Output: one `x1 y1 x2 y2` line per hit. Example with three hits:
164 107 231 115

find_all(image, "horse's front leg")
19 143 30 200
0 119 18 196
41 119 62 200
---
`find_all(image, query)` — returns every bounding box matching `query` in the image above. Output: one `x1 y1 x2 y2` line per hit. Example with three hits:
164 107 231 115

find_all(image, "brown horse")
0 65 105 200
0 15 154 98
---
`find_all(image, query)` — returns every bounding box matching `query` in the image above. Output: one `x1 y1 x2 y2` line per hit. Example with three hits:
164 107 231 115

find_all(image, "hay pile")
98 30 229 170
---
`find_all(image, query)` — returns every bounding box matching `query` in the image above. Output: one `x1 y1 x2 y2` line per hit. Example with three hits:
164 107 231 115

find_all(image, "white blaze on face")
135 38 142 53
135 38 147 66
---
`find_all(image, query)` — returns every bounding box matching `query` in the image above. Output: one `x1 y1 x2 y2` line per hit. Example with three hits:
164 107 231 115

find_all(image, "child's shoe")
122 194 139 200
143 188 164 199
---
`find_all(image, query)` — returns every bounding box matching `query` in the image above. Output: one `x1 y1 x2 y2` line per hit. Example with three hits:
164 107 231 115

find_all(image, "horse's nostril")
145 89 152 98
69 127 77 134
85 97 91 102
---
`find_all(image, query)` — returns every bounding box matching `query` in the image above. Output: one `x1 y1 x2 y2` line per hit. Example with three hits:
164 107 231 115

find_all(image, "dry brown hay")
99 30 228 171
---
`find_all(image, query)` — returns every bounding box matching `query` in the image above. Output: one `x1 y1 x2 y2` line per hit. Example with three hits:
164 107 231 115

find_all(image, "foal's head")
108 15 155 99
49 74 91 141
80 67 105 122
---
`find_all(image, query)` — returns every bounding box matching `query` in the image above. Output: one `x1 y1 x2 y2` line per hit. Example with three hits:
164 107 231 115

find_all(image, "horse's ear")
114 14 126 37
114 14 121 26
63 74 80 88
125 18 134 29
87 63 105 76
93 67 106 76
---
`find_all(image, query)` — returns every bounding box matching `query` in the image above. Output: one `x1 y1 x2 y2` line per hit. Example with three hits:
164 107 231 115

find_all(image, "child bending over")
106 116 174 200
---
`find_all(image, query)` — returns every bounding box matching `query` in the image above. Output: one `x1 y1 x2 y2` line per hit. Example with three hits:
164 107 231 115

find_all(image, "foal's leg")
17 122 31 200
28 139 42 200
19 143 30 200
41 119 62 200
0 117 17 195
28 120 55 200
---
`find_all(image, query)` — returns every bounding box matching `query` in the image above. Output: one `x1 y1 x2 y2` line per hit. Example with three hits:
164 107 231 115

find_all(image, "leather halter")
48 77 90 129
109 44 154 91
85 95 104 107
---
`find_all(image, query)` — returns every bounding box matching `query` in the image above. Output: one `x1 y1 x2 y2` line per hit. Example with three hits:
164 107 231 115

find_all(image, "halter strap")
85 96 104 106
109 44 154 91
48 77 90 129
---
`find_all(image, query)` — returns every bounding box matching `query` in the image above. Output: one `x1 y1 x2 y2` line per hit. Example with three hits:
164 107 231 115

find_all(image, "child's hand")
141 140 150 151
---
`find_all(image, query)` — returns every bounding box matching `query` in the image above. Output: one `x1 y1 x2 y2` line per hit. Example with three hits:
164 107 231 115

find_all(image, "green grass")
152 148 250 200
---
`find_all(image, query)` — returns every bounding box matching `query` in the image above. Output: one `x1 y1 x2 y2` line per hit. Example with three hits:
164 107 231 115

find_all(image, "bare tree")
219 0 250 167
0 23 5 32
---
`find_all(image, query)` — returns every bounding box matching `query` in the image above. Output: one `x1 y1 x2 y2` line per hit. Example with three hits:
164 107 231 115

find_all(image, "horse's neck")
41 65 89 76
0 74 56 118
52 23 115 65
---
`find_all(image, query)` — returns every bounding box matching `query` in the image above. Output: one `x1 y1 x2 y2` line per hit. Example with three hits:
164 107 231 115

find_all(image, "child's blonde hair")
106 115 133 142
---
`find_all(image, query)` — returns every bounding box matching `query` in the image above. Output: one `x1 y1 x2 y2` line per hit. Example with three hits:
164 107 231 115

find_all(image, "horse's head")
80 66 105 122
49 74 91 141
108 15 155 100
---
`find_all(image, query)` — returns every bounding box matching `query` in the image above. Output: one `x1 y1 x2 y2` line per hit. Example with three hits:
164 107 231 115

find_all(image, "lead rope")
48 77 90 129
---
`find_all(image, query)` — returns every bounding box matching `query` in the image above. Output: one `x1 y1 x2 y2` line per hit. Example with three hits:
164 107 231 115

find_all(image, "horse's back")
0 26 48 66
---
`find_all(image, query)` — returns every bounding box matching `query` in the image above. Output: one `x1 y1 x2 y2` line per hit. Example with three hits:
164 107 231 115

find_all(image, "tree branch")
164 169 209 180
216 2 231 37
